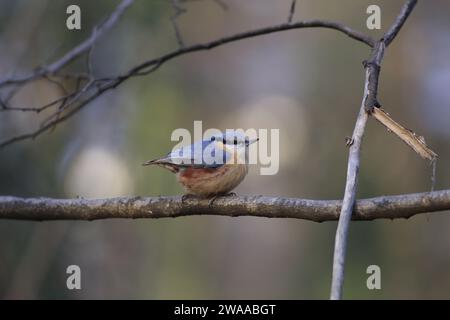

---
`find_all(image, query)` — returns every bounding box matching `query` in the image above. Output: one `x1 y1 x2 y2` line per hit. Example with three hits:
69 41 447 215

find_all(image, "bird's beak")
249 138 259 145
142 159 155 166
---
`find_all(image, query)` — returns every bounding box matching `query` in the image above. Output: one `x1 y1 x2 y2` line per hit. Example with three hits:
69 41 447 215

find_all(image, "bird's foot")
345 136 354 147
181 194 198 204
208 192 237 207
208 195 219 207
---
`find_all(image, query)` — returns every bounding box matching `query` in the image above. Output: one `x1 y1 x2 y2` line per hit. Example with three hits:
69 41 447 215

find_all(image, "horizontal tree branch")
123 19 374 77
0 190 449 221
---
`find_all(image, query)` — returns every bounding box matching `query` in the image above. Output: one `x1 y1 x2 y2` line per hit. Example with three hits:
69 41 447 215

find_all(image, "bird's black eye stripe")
223 138 226 144
234 137 238 145
211 136 215 141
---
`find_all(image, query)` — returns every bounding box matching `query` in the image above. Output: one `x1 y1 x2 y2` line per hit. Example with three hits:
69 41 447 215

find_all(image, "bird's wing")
165 140 231 168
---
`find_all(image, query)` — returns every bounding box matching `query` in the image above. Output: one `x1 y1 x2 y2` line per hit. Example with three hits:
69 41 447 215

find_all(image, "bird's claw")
182 193 237 206
208 195 219 207
181 194 196 204
208 192 237 207
345 136 354 147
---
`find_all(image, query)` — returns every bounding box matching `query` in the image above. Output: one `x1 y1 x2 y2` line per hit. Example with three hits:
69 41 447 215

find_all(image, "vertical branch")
330 66 371 301
330 43 384 300
329 0 418 300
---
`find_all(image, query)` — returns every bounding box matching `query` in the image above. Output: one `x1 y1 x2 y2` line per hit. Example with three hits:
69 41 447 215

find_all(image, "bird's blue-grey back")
160 140 231 168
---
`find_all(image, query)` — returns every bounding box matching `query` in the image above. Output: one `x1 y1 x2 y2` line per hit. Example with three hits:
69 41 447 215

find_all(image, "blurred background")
0 0 449 299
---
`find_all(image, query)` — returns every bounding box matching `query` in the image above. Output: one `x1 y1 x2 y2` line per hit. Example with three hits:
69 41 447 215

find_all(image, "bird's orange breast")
177 164 248 197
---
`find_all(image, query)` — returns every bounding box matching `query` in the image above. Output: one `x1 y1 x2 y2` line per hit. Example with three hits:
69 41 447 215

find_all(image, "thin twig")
40 79 95 128
170 0 187 47
0 97 8 110
371 107 437 161
126 19 374 77
1 190 450 221
0 0 134 88
383 0 418 46
0 88 82 113
0 79 109 148
0 19 374 148
288 0 297 23
86 27 98 77
42 75 68 96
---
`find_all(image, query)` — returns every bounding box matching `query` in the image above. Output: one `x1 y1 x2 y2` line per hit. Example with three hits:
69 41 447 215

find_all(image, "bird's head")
208 131 258 164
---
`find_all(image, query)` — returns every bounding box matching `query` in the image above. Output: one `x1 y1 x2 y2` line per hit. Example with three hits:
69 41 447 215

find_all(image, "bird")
143 132 258 199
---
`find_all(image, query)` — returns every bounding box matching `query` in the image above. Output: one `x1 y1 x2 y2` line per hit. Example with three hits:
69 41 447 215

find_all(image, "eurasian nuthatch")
143 132 258 197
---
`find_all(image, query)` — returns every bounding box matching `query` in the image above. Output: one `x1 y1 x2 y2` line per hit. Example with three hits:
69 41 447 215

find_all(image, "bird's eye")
210 136 215 141
234 138 238 145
